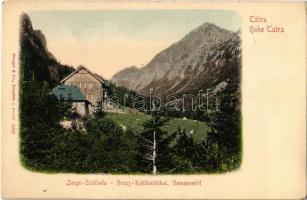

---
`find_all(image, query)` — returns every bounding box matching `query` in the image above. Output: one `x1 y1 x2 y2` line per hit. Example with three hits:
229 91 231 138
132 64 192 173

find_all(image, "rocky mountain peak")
189 22 223 35
111 22 241 96
21 13 33 34
111 66 141 89
180 22 236 47
20 13 74 83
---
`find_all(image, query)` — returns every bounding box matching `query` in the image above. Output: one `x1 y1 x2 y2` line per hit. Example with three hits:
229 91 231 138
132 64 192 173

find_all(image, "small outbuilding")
50 85 90 117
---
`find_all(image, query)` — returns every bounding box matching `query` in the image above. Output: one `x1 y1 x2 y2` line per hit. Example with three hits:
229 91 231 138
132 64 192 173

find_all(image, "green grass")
105 112 210 142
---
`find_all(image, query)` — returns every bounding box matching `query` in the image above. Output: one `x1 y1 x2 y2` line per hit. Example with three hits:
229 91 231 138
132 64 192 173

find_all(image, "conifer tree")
136 116 176 174
201 78 241 172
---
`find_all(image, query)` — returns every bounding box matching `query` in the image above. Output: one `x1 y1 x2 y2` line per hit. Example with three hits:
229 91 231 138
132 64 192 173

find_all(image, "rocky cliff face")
20 13 74 84
111 23 241 96
111 66 141 89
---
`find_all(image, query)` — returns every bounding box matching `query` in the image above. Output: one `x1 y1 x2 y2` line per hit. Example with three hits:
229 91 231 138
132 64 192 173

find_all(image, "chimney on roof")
77 65 85 70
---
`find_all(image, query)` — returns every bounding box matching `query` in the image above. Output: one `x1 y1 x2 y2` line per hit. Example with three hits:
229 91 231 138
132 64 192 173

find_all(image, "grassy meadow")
105 112 210 142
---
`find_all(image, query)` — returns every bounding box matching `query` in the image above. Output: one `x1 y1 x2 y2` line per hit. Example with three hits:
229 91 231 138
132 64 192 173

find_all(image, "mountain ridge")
111 22 241 96
20 13 74 84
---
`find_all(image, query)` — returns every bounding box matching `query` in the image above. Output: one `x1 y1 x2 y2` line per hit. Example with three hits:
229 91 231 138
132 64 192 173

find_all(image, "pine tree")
136 116 176 174
200 79 242 172
170 128 197 173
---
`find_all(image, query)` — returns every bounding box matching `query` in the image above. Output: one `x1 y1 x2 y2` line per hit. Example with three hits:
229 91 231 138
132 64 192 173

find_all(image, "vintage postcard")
1 0 306 199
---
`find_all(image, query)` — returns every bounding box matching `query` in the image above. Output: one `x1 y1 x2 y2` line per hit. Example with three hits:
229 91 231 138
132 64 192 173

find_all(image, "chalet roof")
50 85 87 101
60 65 105 84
